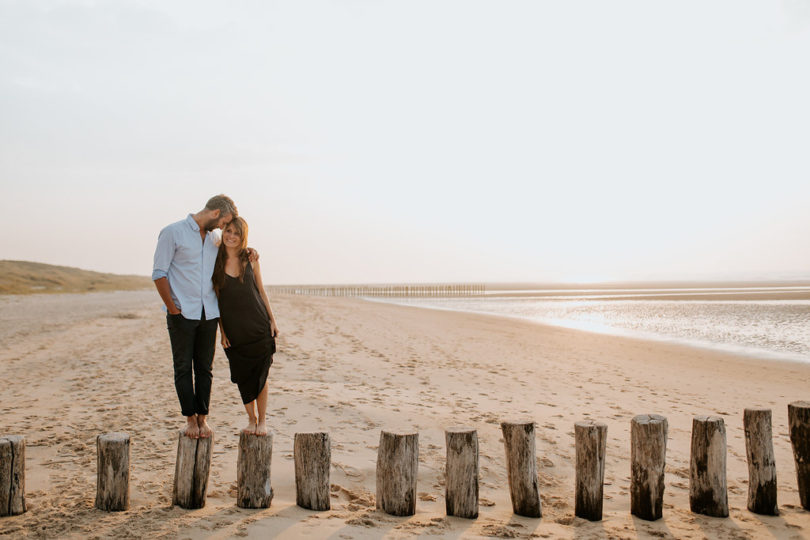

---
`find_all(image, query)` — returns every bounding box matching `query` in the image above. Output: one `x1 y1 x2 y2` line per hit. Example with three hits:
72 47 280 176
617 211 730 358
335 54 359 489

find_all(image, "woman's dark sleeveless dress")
218 263 275 404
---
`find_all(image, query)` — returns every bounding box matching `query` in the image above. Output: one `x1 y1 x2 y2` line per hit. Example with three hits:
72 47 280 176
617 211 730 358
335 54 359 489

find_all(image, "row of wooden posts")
1 402 809 520
267 284 486 297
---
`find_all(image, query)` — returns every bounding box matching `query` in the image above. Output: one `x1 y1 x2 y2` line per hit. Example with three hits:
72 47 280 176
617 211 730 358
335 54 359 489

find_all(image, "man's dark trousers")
167 311 218 417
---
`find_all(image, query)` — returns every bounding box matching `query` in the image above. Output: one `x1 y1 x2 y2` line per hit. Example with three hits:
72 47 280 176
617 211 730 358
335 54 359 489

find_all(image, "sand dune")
0 261 150 295
0 291 808 538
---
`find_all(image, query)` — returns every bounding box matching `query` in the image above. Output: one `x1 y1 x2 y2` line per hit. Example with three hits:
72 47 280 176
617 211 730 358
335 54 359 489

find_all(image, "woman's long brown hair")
213 216 249 295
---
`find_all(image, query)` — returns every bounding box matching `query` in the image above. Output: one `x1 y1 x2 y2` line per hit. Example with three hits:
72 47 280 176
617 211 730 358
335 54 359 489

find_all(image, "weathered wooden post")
631 414 668 521
575 421 607 521
445 427 479 519
294 432 330 511
173 432 213 509
237 432 274 508
743 408 778 515
690 416 728 517
0 435 25 517
376 430 418 516
788 401 810 510
500 420 541 518
95 433 130 511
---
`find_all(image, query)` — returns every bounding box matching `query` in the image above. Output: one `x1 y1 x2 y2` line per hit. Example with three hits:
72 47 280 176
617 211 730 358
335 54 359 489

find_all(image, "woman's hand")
270 320 279 338
221 335 231 349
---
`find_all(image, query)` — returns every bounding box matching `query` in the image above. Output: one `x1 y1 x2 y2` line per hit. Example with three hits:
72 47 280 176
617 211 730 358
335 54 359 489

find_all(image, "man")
152 194 237 438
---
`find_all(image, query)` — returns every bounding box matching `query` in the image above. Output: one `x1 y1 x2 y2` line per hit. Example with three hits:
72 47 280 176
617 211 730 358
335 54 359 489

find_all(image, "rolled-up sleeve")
152 226 174 280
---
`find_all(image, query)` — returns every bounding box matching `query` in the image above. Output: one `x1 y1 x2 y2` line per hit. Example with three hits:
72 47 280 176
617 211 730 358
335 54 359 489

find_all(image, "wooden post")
445 427 478 519
173 432 213 509
294 432 330 511
237 432 274 508
788 401 810 510
575 421 607 521
744 408 778 515
690 416 728 517
95 433 130 511
0 435 25 517
500 420 541 518
631 414 667 521
376 430 418 516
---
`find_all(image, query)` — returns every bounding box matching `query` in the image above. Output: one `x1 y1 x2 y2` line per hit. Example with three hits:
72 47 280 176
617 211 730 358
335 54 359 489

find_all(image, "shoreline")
1 291 809 538
482 291 810 301
365 295 810 365
7 288 808 366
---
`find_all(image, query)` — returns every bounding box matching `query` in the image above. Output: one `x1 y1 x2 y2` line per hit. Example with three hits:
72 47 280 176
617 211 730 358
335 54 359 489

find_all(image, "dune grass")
0 260 150 295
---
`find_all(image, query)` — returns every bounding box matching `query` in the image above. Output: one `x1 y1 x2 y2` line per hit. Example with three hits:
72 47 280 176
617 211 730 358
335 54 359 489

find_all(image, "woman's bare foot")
197 415 213 439
255 420 267 436
242 419 257 434
183 416 200 438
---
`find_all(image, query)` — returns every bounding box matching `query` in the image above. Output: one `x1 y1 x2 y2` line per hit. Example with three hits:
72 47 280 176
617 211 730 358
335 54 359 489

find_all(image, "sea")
369 285 810 363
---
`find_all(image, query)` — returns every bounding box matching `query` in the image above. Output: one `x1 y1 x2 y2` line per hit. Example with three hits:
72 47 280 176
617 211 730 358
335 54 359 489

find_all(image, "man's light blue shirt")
152 214 221 320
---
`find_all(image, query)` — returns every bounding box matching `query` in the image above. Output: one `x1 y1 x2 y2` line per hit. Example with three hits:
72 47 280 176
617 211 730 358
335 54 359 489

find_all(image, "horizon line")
3 259 809 288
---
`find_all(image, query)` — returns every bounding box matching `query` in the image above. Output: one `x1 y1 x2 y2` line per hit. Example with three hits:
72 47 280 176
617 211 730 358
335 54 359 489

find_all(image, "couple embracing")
152 195 279 439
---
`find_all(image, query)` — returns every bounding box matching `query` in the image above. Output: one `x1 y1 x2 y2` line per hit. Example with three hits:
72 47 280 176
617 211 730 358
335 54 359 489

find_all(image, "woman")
213 217 279 436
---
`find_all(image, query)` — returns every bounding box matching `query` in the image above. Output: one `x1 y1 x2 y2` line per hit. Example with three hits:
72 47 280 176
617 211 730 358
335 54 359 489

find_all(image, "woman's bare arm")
218 318 230 349
251 260 279 337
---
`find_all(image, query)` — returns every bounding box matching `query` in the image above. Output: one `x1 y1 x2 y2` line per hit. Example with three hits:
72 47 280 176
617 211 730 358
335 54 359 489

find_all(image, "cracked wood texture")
294 432 329 511
500 420 541 518
0 435 25 517
376 430 418 516
689 416 728 517
575 421 606 521
445 427 478 519
95 432 130 511
172 431 213 509
631 414 668 521
744 408 778 515
789 401 810 510
237 431 274 508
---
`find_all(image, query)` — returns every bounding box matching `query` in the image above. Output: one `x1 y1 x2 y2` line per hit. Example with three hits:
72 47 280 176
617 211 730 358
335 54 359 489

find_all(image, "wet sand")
0 291 808 539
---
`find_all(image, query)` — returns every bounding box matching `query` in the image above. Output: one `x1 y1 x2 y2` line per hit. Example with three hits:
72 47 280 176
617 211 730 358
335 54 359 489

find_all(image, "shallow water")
372 289 810 363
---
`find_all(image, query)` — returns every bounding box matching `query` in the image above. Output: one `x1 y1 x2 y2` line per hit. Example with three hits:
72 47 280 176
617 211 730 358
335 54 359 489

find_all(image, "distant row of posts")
1 402 809 520
268 284 486 297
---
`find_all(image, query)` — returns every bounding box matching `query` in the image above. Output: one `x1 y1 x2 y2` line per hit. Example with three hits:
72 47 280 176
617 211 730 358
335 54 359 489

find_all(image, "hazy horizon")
6 258 810 290
2 1 809 284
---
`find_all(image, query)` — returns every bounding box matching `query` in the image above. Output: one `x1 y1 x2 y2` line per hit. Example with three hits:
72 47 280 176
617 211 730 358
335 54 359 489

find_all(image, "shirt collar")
186 214 201 232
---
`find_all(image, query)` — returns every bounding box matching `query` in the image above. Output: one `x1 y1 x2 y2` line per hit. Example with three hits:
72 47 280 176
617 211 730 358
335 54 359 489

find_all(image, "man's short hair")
205 194 238 217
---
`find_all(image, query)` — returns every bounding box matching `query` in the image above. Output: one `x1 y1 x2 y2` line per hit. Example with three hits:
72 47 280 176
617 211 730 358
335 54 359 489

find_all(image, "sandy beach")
1 291 809 539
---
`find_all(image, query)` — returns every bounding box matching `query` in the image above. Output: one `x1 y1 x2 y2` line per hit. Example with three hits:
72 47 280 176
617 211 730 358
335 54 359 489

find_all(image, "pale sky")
2 1 809 284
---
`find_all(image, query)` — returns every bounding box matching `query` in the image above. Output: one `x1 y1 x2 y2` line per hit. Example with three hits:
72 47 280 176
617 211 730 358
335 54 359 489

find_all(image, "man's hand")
155 277 182 316
246 247 259 263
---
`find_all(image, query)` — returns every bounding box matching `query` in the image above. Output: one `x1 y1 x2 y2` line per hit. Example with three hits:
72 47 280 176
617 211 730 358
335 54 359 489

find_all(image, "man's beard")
203 217 219 231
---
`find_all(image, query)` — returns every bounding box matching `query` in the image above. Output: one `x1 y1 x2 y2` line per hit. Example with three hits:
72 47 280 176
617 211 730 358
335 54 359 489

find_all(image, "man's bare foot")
197 415 213 439
255 420 267 436
183 416 200 438
242 420 257 435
